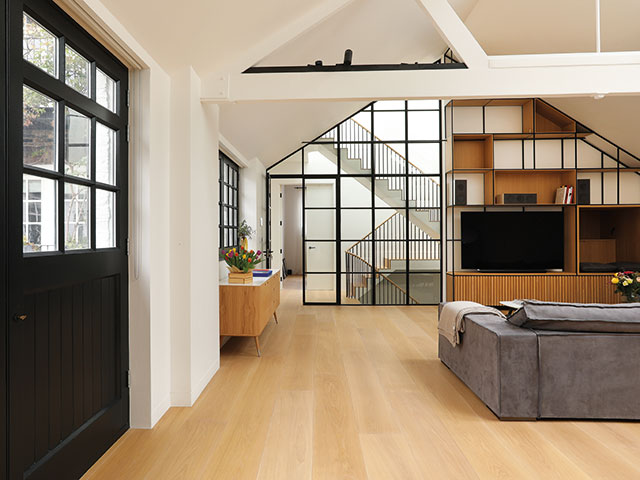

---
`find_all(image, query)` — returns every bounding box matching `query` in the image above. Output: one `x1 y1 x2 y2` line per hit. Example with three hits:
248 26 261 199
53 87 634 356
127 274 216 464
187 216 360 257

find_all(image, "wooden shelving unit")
444 98 640 305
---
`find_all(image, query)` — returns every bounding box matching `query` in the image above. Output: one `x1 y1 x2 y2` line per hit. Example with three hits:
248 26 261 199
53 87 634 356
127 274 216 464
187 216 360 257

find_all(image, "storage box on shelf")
444 98 640 304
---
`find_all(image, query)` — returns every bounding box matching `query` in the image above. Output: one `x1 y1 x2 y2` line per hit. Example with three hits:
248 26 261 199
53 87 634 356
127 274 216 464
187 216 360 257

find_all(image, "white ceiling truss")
202 0 640 103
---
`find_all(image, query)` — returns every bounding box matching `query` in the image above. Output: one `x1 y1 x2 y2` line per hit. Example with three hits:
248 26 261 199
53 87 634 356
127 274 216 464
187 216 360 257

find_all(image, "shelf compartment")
494 170 576 205
452 134 493 169
535 100 576 134
578 206 640 272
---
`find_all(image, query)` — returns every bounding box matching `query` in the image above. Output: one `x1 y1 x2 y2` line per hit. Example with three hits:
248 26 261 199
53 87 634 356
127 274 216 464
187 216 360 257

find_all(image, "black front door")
6 1 129 478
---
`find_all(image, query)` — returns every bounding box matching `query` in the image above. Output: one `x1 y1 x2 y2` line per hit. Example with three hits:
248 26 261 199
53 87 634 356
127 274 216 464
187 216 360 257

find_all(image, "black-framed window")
219 151 239 249
21 9 121 254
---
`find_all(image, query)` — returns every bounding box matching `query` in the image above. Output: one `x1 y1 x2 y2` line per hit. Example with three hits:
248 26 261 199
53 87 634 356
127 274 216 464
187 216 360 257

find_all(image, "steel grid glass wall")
268 100 443 305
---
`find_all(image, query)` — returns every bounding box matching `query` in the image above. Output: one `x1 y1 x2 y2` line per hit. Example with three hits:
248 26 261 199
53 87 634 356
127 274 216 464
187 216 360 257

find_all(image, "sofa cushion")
507 300 640 333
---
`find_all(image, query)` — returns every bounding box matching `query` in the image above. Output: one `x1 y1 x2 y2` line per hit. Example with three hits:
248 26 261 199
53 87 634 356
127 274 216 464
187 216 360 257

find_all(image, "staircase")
318 118 441 304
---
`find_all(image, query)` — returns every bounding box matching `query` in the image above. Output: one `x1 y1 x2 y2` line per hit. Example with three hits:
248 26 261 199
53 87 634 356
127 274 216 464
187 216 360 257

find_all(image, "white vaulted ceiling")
97 0 640 166
465 0 640 55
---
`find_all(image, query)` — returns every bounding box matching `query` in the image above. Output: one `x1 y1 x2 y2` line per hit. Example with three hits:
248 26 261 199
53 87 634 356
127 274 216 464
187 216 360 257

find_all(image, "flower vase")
228 266 253 284
623 292 640 303
241 237 249 250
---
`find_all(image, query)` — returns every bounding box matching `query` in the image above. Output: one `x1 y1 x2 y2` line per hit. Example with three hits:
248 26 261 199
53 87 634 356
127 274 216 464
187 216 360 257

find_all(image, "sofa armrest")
439 314 539 419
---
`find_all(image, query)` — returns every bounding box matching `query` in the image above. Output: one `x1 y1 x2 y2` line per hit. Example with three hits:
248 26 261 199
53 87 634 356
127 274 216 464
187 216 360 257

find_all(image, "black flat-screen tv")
461 211 564 272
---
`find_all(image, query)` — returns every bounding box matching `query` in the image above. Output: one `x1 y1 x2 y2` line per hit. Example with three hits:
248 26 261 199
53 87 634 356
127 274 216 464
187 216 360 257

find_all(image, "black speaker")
454 179 467 206
577 179 590 205
499 193 538 204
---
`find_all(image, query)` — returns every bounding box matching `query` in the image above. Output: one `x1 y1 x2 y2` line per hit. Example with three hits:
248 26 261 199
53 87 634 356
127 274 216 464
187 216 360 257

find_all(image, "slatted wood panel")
448 274 619 305
10 276 119 475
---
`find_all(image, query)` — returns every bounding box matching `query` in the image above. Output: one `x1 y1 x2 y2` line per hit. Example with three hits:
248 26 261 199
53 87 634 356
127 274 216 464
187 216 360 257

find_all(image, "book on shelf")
555 185 574 204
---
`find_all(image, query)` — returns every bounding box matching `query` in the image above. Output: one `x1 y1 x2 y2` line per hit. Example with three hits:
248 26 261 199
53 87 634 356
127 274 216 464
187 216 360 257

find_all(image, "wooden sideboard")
219 269 280 356
446 273 619 306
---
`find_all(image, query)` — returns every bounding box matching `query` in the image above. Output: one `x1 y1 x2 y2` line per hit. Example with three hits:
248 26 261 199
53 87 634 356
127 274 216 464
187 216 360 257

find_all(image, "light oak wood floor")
83 277 640 479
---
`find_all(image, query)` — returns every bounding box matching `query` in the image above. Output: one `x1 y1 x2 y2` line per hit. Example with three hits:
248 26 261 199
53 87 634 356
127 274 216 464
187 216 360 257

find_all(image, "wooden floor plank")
280 333 317 391
359 433 424 480
312 373 368 480
256 390 313 480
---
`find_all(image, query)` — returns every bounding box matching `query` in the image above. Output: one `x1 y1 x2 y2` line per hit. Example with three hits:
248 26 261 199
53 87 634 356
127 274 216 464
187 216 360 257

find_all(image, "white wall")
170 67 220 406
282 186 302 275
131 66 172 427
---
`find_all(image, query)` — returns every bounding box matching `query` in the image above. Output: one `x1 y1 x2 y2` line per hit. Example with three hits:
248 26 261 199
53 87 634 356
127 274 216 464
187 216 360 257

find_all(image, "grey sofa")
438 301 640 420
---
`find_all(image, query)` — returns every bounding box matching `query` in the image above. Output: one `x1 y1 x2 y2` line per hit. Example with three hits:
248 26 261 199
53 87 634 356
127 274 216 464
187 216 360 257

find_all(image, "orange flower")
248 258 252 263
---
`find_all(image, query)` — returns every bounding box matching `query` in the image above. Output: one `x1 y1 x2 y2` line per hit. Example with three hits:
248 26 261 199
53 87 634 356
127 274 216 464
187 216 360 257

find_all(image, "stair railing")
345 251 418 305
347 212 440 271
322 118 441 223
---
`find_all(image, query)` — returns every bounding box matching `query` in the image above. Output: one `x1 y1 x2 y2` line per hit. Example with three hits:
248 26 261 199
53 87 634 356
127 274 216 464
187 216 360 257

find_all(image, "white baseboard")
192 359 220 404
150 394 171 427
169 359 220 407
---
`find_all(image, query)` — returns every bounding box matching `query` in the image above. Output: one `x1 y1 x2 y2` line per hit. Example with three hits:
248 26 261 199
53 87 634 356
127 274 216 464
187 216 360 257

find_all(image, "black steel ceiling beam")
243 62 467 74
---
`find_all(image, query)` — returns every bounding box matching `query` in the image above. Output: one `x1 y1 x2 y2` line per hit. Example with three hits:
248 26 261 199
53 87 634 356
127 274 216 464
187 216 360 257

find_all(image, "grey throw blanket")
439 301 506 347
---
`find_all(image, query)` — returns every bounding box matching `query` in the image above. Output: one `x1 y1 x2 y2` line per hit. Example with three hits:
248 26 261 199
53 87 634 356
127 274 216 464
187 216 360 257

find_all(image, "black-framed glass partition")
267 100 443 305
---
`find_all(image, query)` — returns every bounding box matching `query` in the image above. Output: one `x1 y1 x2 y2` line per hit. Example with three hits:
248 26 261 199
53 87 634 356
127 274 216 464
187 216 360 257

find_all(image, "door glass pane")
305 274 336 303
65 107 90 178
341 177 372 207
23 174 57 253
96 189 115 248
407 273 440 304
408 111 440 141
305 242 335 272
64 183 90 250
374 100 406 110
408 144 440 175
23 13 57 76
377 272 410 305
408 100 439 110
373 111 405 142
96 122 116 184
305 179 335 207
65 45 90 96
23 86 57 170
341 209 372 241
96 68 116 113
341 272 373 305
305 148 337 175
305 210 335 240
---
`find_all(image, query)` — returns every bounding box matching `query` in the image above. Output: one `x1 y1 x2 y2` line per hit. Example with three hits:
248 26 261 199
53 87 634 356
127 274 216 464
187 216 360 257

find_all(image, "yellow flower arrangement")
612 271 640 302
